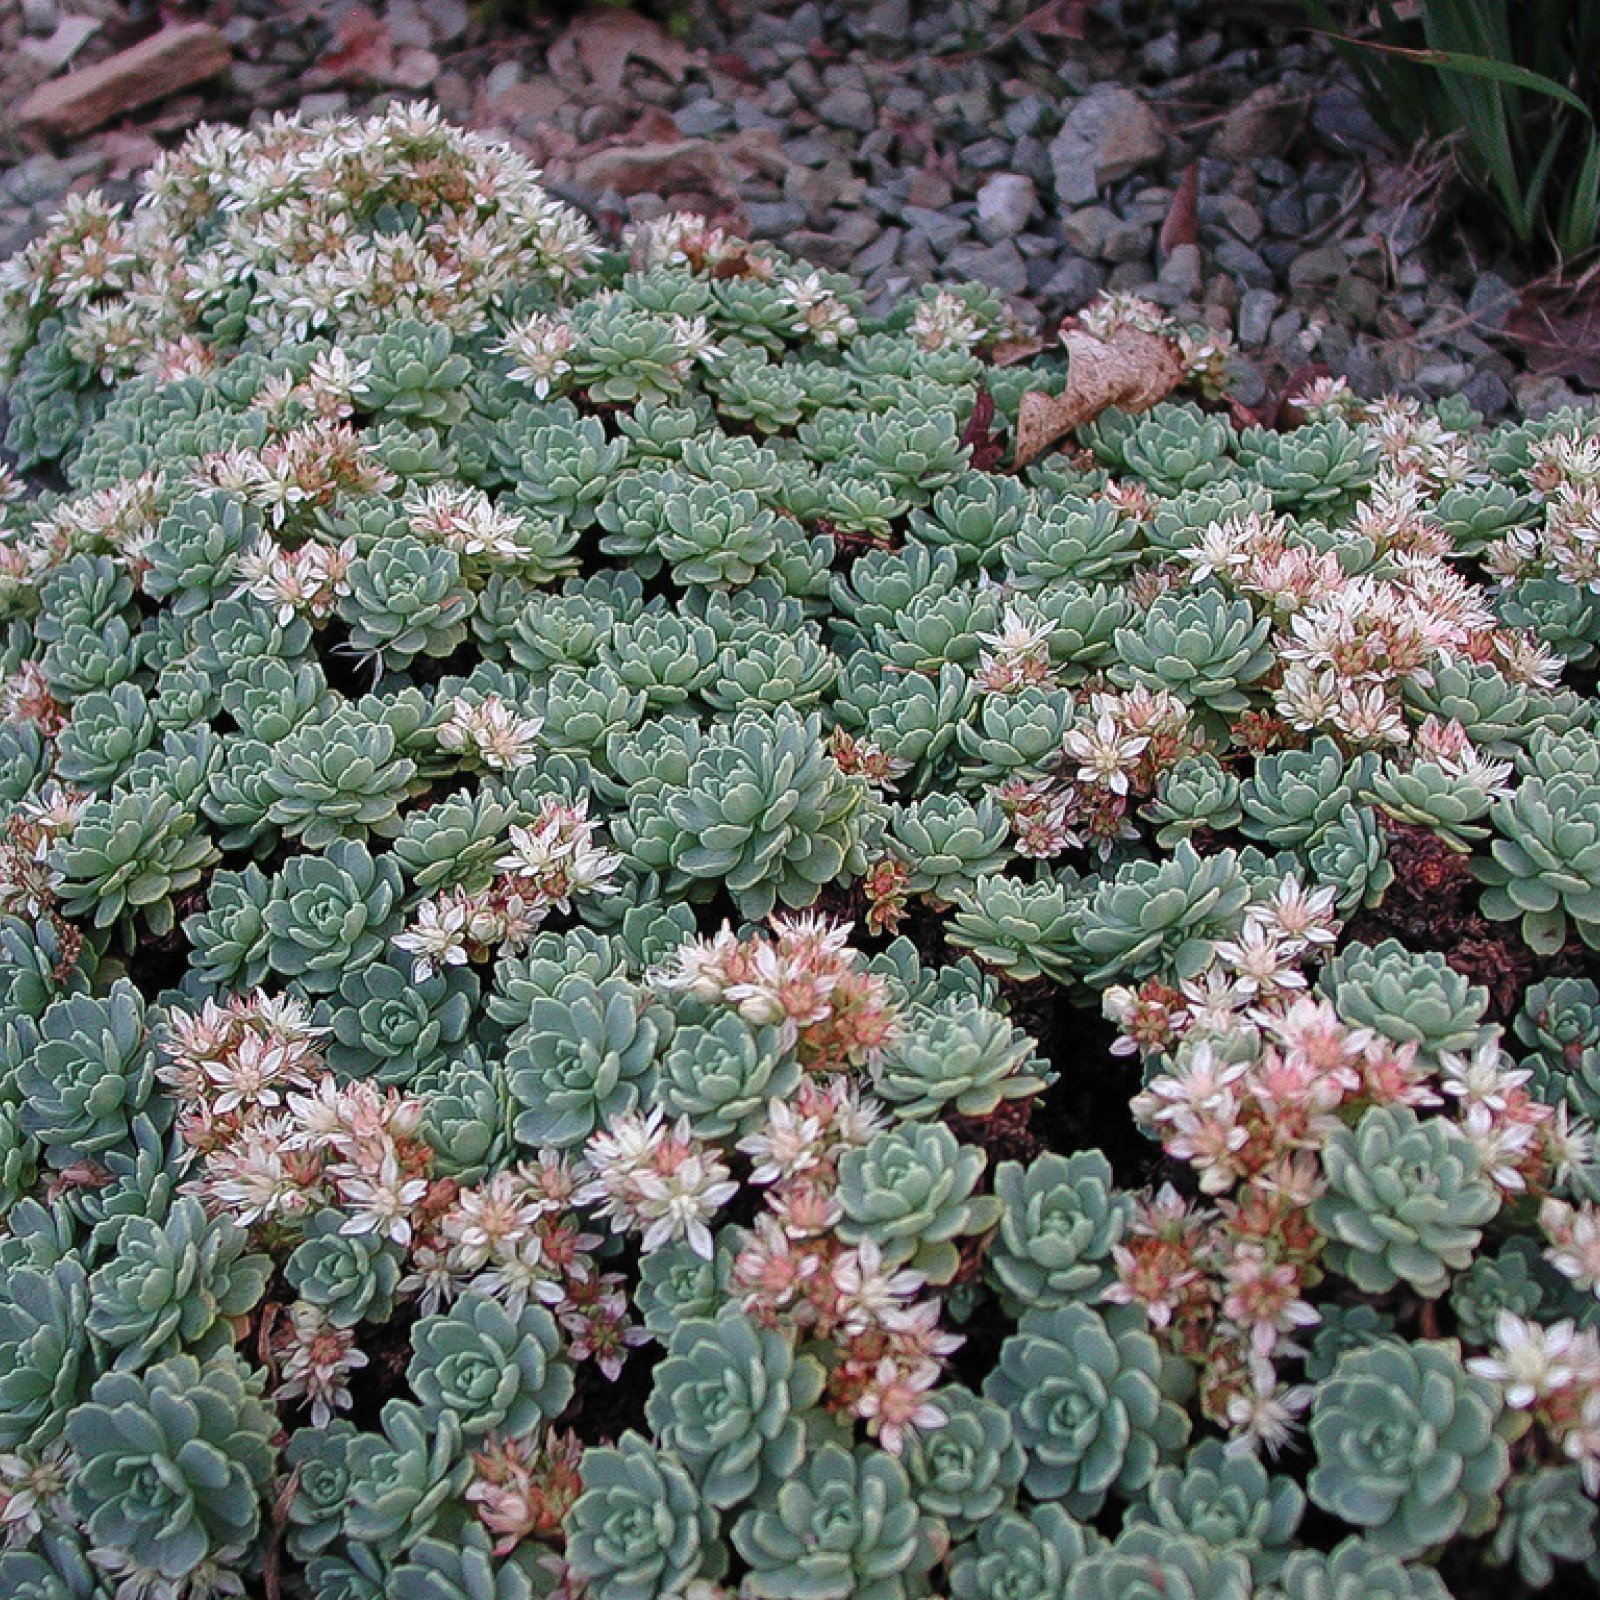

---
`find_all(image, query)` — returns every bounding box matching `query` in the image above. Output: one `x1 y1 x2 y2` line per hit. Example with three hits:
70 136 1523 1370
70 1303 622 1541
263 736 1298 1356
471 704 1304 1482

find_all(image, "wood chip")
18 22 231 139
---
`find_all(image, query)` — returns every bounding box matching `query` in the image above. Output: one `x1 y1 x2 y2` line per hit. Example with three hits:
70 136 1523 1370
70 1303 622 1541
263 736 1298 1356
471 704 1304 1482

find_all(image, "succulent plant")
504 973 663 1149
1078 843 1252 985
987 1149 1133 1311
872 998 1048 1120
343 1399 471 1561
1488 1466 1598 1588
984 1303 1189 1515
658 708 872 918
899 1383 1024 1534
1124 1438 1303 1579
1312 1105 1501 1298
1264 1539 1450 1600
1063 1525 1253 1600
1112 591 1273 726
731 1440 937 1600
947 873 1085 984
644 1311 824 1508
286 1209 404 1329
0 1259 91 1449
88 1195 269 1368
262 839 405 994
565 1432 718 1600
1317 940 1490 1064
656 1012 799 1139
407 1291 572 1438
66 1351 276 1582
326 953 477 1086
285 1420 360 1562
947 1503 1099 1600
1308 1340 1513 1557
836 1120 1002 1283
1478 773 1600 952
18 981 155 1167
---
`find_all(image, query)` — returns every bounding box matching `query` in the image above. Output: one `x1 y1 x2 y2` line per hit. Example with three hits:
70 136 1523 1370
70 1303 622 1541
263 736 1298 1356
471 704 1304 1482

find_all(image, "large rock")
1049 87 1165 206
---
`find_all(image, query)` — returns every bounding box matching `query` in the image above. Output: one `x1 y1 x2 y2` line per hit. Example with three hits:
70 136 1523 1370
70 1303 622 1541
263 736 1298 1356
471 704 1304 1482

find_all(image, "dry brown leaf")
1011 325 1184 468
1159 162 1199 259
549 9 692 100
1505 282 1600 392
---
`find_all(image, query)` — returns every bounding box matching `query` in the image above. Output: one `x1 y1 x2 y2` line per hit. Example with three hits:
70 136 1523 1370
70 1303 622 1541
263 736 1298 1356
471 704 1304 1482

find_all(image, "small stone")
484 59 521 100
861 0 911 41
1142 32 1182 78
1288 243 1347 290
1305 192 1343 231
817 87 876 133
1213 85 1297 162
1311 86 1390 153
901 205 967 255
853 227 902 275
1204 274 1239 315
1414 359 1472 398
744 201 808 237
1060 205 1117 259
20 0 59 36
1462 368 1511 418
1466 271 1517 334
1159 242 1203 298
1103 220 1154 264
965 138 1012 171
975 173 1036 241
1332 274 1381 328
1041 257 1107 309
945 240 1029 296
1012 134 1053 187
786 229 858 271
1004 97 1045 138
673 99 735 137
1215 195 1263 244
900 230 937 278
1237 288 1278 348
1264 189 1307 236
830 212 882 252
1231 360 1268 408
1048 85 1165 205
904 170 954 211
1270 309 1306 349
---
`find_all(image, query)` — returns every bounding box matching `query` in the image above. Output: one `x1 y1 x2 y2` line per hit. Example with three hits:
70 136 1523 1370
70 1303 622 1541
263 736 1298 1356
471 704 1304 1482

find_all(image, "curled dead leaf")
1010 325 1185 468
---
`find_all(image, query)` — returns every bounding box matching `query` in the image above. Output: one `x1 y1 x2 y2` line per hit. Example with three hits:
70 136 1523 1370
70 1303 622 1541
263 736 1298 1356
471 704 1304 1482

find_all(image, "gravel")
3 0 1598 420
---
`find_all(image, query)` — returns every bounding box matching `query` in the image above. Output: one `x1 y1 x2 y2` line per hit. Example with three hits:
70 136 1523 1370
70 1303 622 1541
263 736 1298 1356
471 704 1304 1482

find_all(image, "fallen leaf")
990 334 1047 367
549 8 692 99
960 388 1005 472
1504 282 1600 391
312 6 395 86
1019 0 1089 39
1011 324 1185 468
1159 162 1198 260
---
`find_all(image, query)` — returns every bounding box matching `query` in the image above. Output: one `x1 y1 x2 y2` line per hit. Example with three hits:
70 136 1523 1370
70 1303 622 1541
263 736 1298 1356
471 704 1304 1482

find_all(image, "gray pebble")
1159 243 1203 298
1103 220 1154 264
1060 205 1117 259
1049 86 1165 206
1466 271 1517 335
1237 288 1279 349
1041 257 1108 309
744 201 808 237
945 240 1029 296
901 205 968 256
674 100 735 137
854 227 903 276
975 174 1036 241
